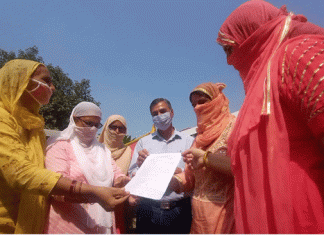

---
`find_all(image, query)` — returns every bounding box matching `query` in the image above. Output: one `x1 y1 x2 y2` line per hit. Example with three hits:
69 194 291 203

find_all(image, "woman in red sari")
216 0 324 233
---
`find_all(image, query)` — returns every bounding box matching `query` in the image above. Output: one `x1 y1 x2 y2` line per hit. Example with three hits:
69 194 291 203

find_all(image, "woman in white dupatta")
44 102 130 234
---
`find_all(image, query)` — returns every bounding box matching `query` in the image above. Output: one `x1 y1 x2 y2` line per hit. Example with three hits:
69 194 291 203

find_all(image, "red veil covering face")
217 0 324 233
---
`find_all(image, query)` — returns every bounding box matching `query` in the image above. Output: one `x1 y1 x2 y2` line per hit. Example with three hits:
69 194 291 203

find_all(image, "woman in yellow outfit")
0 59 129 234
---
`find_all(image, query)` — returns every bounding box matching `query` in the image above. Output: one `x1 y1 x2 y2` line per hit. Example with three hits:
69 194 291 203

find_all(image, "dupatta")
0 59 52 233
98 115 132 175
217 0 324 233
191 82 235 150
47 102 114 231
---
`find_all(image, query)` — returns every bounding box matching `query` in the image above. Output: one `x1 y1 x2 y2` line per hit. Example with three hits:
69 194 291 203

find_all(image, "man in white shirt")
128 98 194 234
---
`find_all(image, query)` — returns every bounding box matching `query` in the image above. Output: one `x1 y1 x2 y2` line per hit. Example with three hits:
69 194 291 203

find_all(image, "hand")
182 148 205 170
174 167 182 174
114 176 131 188
167 175 182 193
182 151 194 164
94 186 130 211
136 149 150 167
128 195 140 206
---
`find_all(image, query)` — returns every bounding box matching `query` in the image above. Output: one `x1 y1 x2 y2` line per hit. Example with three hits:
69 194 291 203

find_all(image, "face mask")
27 79 53 105
108 128 125 142
74 126 98 146
152 112 173 131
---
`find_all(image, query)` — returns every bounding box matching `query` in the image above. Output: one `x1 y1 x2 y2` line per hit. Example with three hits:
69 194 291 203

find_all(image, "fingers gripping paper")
125 153 181 200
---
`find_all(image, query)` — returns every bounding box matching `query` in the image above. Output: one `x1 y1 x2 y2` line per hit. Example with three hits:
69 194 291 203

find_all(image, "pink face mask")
27 79 53 105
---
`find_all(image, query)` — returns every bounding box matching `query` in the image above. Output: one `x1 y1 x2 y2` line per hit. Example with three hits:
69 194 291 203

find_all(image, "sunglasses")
109 125 126 133
76 117 103 129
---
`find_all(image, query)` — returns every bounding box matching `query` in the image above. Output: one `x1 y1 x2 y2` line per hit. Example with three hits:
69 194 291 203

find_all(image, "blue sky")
1 0 323 138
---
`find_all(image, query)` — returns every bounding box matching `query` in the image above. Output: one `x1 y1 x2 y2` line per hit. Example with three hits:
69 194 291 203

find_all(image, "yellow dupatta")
0 59 61 233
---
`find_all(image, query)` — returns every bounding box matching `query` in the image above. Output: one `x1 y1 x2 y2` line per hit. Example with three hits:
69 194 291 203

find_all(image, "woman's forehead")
77 115 101 120
110 120 125 127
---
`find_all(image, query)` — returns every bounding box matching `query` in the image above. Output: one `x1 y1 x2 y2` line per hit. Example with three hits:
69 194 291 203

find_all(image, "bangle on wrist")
69 180 77 196
78 182 83 194
173 175 184 192
203 151 210 167
173 174 183 184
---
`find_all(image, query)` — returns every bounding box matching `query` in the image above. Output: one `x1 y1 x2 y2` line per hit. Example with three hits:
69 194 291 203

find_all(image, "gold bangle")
173 174 183 184
173 175 184 193
203 151 210 167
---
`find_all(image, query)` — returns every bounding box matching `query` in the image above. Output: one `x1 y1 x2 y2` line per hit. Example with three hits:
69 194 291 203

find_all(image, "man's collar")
152 129 182 141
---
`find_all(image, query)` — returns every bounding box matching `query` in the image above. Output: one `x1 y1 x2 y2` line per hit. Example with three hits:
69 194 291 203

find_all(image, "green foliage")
0 46 100 130
123 135 134 145
0 46 44 67
18 46 44 63
0 50 16 68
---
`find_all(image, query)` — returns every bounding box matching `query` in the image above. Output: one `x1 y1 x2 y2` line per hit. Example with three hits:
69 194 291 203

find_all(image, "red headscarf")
191 82 235 150
217 0 324 92
217 0 324 163
216 0 324 233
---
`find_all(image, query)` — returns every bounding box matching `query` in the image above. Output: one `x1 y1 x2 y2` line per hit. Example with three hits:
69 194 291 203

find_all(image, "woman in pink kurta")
44 102 129 234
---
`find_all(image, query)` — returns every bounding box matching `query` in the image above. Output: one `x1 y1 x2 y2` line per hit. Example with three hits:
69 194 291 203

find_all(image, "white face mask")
74 126 98 146
27 79 53 105
152 112 173 131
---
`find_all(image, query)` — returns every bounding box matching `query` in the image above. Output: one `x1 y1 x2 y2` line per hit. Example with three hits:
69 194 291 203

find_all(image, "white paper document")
125 152 182 200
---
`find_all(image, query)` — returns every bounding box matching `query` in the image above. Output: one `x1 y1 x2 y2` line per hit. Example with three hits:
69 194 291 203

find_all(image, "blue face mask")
152 112 173 131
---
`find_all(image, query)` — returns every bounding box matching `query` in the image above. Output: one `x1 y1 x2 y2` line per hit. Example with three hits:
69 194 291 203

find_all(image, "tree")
18 46 44 64
0 50 16 68
0 46 44 67
123 135 134 145
0 46 100 130
74 79 98 104
40 65 100 130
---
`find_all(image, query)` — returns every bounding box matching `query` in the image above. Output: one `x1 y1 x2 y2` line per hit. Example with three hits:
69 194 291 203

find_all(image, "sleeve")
279 37 324 140
111 159 125 180
0 115 61 196
175 165 195 193
127 139 144 177
45 141 70 177
186 135 195 149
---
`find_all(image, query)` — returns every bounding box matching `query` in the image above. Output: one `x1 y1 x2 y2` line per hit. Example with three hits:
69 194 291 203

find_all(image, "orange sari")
179 82 236 234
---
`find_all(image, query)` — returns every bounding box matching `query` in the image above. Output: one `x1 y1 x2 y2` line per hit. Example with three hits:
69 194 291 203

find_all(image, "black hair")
149 98 172 112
